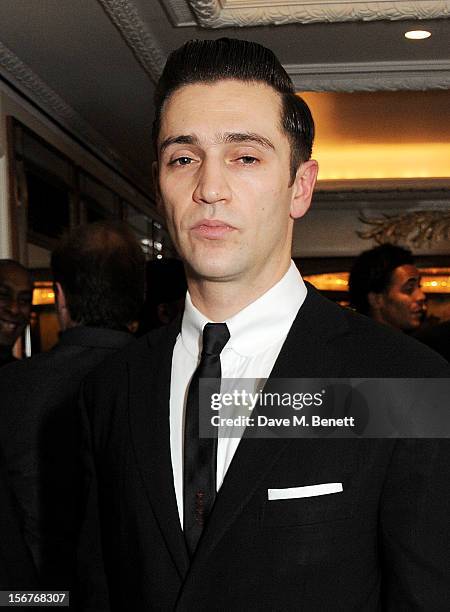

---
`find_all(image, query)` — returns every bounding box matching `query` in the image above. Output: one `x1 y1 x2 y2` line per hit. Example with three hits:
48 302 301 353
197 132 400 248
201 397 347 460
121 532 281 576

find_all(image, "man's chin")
410 315 424 329
187 261 243 284
0 326 24 347
402 319 422 332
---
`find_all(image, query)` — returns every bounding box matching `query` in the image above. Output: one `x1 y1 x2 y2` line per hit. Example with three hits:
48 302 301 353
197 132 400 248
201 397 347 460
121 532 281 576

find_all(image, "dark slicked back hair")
152 38 314 183
51 221 145 330
349 243 415 315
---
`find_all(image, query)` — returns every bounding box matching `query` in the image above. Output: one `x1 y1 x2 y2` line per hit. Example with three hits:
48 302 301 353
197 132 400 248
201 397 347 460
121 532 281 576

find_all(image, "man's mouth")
0 319 20 333
191 219 235 239
410 308 425 319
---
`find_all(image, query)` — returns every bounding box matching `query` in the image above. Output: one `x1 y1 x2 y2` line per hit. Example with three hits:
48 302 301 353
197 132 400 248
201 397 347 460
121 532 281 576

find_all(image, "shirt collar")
180 261 307 358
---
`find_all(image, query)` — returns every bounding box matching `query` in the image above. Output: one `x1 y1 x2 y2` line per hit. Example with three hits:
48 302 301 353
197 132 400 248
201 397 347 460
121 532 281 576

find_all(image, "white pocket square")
267 482 343 501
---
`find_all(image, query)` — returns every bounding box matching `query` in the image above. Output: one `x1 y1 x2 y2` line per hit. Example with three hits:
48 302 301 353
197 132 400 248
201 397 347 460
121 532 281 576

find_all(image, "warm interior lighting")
311 143 450 180
420 276 450 293
303 273 349 292
304 272 450 294
300 91 450 181
33 282 55 306
405 30 431 40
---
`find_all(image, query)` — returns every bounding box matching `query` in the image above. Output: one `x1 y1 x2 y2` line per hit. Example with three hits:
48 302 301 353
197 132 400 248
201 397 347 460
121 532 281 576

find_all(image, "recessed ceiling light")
405 30 431 40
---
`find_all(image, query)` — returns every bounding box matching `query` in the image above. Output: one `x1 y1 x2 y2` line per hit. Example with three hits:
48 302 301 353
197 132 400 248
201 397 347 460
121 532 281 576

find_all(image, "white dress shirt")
170 261 307 525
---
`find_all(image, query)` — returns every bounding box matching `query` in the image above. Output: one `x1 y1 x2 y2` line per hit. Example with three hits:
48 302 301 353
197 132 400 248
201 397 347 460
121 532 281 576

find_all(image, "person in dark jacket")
0 221 145 596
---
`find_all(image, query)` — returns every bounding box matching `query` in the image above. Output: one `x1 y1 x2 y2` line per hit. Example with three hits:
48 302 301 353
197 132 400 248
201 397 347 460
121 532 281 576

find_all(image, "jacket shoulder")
302 285 450 377
82 324 173 389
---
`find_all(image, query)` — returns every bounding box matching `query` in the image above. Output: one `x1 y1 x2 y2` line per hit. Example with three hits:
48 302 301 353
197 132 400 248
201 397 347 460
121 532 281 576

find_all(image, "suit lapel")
128 319 190 580
188 285 350 564
269 282 350 379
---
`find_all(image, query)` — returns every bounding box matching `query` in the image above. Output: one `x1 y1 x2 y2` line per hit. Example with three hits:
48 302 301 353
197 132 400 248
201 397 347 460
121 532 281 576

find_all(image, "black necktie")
183 322 230 557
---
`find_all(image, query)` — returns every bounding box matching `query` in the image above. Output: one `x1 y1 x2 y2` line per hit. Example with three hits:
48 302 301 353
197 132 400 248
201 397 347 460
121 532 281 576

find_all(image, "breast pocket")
262 481 354 528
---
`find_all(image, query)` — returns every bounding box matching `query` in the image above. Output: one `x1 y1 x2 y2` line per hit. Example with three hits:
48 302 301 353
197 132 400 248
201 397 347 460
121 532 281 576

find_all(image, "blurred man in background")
349 243 426 332
0 221 145 596
0 260 33 367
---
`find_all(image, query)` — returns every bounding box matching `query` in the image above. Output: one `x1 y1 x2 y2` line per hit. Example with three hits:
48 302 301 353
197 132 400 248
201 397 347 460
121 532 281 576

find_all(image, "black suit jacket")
80 286 450 611
0 326 134 592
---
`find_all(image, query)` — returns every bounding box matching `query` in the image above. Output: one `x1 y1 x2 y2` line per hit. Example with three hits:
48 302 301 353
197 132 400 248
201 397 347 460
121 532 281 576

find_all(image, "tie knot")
202 323 230 356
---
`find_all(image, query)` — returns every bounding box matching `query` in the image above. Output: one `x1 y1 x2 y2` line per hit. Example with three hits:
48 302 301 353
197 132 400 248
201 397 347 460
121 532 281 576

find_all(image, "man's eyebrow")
159 135 199 154
222 132 275 150
402 276 421 285
159 132 275 154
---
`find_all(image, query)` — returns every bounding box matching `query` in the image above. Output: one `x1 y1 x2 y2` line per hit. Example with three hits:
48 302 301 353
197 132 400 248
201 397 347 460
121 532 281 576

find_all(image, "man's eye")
170 156 193 166
238 156 258 165
402 284 415 295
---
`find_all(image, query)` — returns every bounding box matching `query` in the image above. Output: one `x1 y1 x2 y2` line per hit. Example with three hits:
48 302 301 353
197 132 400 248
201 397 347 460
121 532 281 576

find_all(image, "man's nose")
192 158 231 205
415 286 426 303
5 297 20 315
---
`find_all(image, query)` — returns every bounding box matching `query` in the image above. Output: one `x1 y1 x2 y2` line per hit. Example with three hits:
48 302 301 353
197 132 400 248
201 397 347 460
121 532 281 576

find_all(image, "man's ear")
368 291 383 312
54 282 66 311
290 159 318 220
54 283 77 330
54 282 71 331
152 161 163 213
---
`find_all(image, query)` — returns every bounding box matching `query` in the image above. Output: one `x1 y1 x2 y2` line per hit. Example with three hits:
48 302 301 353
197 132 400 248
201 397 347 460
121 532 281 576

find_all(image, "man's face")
156 80 316 289
0 265 33 347
375 264 426 331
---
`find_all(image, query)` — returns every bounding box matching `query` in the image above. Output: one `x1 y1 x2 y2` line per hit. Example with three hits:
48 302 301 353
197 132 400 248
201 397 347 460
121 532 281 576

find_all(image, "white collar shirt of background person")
170 260 307 526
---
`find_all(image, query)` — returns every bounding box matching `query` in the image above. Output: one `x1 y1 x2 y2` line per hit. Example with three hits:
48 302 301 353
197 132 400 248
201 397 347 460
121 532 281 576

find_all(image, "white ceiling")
0 0 449 198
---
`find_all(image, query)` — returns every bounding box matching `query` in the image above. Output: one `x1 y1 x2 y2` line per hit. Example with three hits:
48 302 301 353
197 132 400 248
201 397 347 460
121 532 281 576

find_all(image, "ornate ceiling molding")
187 0 450 28
288 60 450 91
97 0 165 81
0 41 129 174
161 0 196 26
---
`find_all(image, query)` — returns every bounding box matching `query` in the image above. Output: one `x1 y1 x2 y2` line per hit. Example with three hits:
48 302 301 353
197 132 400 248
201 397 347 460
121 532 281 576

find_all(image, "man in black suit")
79 39 450 610
0 222 145 593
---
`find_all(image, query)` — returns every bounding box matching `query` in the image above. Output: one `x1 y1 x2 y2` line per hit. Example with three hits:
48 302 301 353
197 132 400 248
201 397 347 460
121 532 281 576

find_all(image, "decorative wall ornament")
188 0 221 23
187 0 450 28
288 60 450 92
0 41 139 180
358 210 450 247
98 0 165 81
